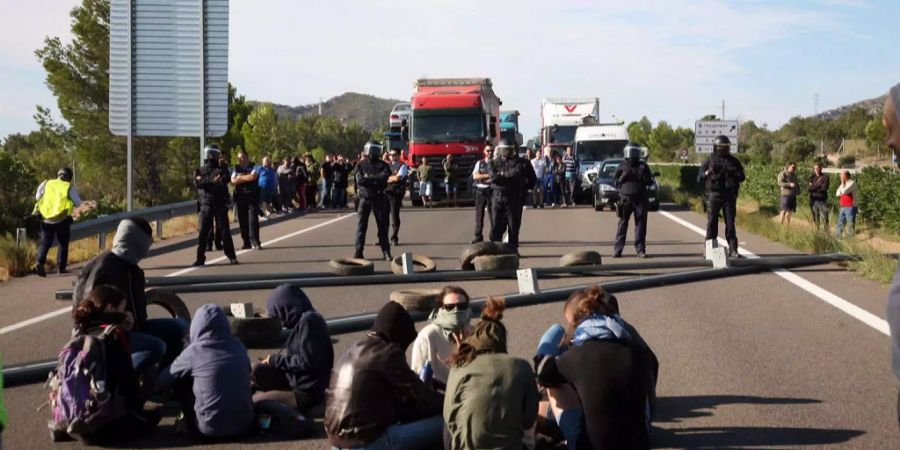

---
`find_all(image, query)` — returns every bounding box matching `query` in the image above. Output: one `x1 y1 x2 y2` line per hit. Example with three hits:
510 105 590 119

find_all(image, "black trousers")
356 195 390 253
387 191 403 242
489 191 523 251
614 196 649 254
706 192 738 251
473 188 493 240
235 193 261 247
197 205 236 262
36 218 72 270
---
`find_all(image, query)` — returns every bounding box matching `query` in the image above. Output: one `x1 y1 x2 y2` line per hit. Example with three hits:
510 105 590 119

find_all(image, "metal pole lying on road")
14 253 854 387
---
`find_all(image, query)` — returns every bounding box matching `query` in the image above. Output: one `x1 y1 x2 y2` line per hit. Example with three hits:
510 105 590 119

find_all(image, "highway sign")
695 120 739 153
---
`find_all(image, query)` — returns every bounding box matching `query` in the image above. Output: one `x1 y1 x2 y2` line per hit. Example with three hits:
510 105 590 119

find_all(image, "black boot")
354 249 364 259
383 250 393 261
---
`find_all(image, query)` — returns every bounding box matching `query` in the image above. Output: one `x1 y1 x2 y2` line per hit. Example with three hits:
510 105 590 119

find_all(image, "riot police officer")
354 140 392 260
385 147 409 246
193 144 238 266
471 145 494 243
488 138 537 254
698 135 746 257
613 143 655 258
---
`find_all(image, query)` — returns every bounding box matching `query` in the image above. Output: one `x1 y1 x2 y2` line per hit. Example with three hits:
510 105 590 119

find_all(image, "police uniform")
385 159 409 245
194 162 237 265
698 147 745 256
471 156 494 243
232 162 261 249
613 158 654 257
488 145 537 253
354 155 392 259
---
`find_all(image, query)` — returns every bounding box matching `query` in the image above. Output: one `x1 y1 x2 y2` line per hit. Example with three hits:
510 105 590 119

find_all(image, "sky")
1 0 898 139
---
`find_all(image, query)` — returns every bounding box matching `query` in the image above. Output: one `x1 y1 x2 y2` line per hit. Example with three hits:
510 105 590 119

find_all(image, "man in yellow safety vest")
33 167 81 277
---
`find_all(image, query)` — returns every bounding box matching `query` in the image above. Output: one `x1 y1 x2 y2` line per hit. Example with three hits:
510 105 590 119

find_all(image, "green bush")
855 166 900 233
0 233 36 277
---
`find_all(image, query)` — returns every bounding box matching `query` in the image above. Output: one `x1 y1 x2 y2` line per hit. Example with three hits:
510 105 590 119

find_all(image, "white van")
573 123 630 192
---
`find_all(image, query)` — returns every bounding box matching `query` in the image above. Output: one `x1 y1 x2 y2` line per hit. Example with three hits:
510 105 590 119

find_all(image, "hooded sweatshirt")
266 284 334 409
888 262 900 380
73 219 154 327
159 304 254 438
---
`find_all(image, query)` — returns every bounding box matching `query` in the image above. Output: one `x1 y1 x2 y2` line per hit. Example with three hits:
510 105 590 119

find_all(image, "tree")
781 137 817 164
746 132 775 164
865 117 887 156
217 83 254 162
627 117 652 147
0 150 38 234
648 121 679 161
242 103 283 162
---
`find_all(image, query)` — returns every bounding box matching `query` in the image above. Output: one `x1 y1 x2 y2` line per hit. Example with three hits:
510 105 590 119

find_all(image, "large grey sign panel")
109 0 228 137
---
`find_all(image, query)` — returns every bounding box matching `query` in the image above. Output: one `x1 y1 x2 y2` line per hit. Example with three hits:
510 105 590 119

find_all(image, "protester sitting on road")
534 285 658 450
70 285 159 443
73 218 189 373
253 284 334 414
157 304 254 439
410 285 473 389
835 170 858 238
325 301 443 450
444 297 539 450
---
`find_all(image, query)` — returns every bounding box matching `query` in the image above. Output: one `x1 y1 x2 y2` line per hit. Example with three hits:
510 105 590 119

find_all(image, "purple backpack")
44 326 127 442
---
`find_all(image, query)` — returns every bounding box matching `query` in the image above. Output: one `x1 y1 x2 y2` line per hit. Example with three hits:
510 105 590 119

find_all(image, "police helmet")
623 142 642 160
713 135 731 155
363 140 383 160
202 144 221 161
495 137 517 159
57 167 73 181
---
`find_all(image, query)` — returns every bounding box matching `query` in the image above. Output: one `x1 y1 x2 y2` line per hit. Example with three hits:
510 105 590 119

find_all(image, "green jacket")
444 353 538 450
307 161 321 183
443 159 456 183
418 164 433 183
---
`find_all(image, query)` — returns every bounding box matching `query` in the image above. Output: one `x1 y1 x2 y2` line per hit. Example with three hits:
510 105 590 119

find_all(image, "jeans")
538 324 567 356
37 218 72 271
537 324 580 450
334 415 443 450
130 318 189 372
564 176 576 205
836 206 857 238
542 174 554 205
322 181 334 207
810 199 829 229
333 185 347 209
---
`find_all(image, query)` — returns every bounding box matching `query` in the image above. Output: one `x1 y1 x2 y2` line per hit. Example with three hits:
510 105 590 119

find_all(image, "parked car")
590 158 660 212
389 102 411 129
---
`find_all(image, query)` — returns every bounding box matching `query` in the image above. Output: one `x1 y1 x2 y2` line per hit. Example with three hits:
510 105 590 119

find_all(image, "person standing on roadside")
304 154 320 210
206 153 231 252
277 157 295 213
332 155 351 210
551 152 565 207
542 146 554 206
563 146 577 207
33 167 81 277
292 156 308 212
354 141 392 261
613 143 655 258
258 157 277 218
698 135 745 258
835 170 858 239
489 138 537 255
231 151 262 250
882 82 900 429
418 156 434 208
471 145 494 243
777 162 800 225
443 154 458 207
807 163 830 231
193 145 238 267
320 155 334 209
531 149 547 209
385 148 409 246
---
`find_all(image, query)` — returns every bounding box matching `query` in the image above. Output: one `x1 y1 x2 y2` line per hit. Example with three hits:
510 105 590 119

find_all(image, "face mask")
430 307 471 338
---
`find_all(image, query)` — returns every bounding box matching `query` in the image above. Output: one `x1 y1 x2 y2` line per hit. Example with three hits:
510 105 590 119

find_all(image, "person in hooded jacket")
534 286 658 450
73 218 189 373
252 284 334 413
410 285 473 390
444 297 539 450
325 301 443 450
157 304 255 439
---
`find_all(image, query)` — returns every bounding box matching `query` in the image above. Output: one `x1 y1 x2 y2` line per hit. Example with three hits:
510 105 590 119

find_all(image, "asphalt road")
1 202 897 449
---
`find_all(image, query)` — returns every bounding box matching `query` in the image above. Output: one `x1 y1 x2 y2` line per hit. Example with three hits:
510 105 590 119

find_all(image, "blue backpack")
43 326 127 442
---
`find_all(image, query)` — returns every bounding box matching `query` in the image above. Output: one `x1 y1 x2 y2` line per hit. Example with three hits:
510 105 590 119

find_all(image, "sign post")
694 120 739 154
109 0 229 210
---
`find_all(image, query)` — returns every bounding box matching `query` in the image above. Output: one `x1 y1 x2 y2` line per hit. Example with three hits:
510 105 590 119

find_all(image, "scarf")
572 313 631 347
428 308 472 340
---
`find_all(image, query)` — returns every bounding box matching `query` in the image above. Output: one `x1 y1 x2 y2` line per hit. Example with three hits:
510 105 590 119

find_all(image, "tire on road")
473 254 520 272
224 306 283 348
390 288 441 312
460 241 503 270
145 289 192 321
559 250 603 267
329 258 374 276
390 254 437 275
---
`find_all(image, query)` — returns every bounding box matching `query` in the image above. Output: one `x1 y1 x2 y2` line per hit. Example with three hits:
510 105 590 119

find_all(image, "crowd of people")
776 161 861 238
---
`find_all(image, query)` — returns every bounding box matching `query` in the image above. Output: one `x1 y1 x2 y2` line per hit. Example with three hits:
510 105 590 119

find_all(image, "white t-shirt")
531 158 547 179
409 323 455 385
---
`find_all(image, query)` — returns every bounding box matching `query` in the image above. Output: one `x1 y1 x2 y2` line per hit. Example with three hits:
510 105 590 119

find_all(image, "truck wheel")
473 254 520 271
224 306 283 348
593 196 602 211
329 258 375 276
146 289 192 321
559 250 603 267
460 241 503 270
390 288 441 312
391 254 437 275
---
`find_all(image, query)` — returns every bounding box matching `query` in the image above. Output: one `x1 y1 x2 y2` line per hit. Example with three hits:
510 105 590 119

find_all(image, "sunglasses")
442 303 469 311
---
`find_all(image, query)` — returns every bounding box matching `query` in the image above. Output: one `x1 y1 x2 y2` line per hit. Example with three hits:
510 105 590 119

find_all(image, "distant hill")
252 92 403 131
814 94 886 120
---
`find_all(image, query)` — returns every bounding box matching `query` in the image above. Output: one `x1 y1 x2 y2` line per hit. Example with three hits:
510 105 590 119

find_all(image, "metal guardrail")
70 200 196 248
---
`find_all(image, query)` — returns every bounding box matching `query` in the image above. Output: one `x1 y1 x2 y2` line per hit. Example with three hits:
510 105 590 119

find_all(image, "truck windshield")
500 129 517 142
575 140 629 163
546 125 577 145
412 109 484 143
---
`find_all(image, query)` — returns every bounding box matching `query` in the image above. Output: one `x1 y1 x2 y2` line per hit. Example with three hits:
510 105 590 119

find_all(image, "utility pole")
318 97 323 116
721 100 725 120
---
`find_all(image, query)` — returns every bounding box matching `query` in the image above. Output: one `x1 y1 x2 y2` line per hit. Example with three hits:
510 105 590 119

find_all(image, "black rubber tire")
224 306 283 348
559 250 603 267
594 196 603 211
460 241 503 270
390 254 437 275
145 289 192 320
473 254 520 271
390 288 441 312
329 258 374 276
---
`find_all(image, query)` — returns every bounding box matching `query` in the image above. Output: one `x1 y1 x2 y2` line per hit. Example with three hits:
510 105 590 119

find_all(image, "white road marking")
658 209 889 336
0 213 353 335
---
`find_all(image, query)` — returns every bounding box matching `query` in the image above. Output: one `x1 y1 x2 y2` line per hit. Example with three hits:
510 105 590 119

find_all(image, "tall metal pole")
127 134 133 211
199 0 206 162
126 0 134 211
721 100 725 120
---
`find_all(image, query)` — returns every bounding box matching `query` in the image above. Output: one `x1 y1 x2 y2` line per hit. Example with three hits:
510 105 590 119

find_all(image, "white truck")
574 122 630 195
540 98 600 152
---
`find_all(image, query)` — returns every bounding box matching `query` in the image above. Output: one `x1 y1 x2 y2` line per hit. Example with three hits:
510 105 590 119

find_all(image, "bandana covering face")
429 307 472 339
